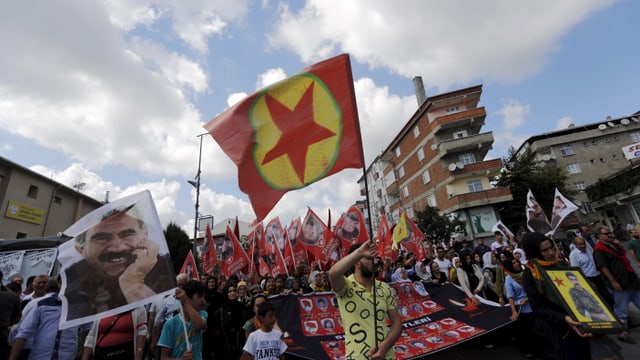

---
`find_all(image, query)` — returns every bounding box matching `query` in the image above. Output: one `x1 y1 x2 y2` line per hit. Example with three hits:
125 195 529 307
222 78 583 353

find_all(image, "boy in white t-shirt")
241 302 287 360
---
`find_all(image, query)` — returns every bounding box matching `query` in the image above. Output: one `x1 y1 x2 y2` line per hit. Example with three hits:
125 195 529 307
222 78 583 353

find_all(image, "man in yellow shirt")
328 241 401 360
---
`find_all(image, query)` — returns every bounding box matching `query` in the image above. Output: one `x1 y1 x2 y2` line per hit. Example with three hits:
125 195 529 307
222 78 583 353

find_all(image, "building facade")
517 112 640 229
0 156 103 239
360 79 512 240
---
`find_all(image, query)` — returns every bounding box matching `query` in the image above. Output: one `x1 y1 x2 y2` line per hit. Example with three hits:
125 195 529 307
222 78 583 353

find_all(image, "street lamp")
189 134 207 256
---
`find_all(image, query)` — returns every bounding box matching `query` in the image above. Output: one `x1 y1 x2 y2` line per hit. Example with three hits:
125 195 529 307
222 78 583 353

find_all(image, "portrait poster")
541 267 622 334
57 190 176 329
0 250 25 285
549 188 579 234
491 220 514 239
525 189 552 234
468 206 497 235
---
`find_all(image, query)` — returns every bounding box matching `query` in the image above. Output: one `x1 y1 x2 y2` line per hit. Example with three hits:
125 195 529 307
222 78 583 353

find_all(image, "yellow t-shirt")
335 274 397 360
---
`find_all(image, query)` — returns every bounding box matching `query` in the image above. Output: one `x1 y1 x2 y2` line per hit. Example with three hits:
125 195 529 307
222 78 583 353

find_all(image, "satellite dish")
456 162 464 169
621 118 630 125
607 122 616 128
542 155 551 161
448 163 457 171
598 124 607 131
632 117 640 123
430 144 438 151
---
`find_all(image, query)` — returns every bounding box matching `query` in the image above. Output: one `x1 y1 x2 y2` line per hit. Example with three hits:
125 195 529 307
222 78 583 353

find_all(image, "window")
28 185 39 199
446 106 460 114
567 163 582 174
398 165 405 178
427 194 437 207
54 196 62 205
395 147 401 157
459 153 476 165
16 232 27 239
631 132 640 143
417 148 425 161
373 171 379 180
422 170 431 184
467 179 483 193
559 144 574 156
453 130 468 139
406 207 414 219
402 186 409 198
575 181 586 191
413 126 420 138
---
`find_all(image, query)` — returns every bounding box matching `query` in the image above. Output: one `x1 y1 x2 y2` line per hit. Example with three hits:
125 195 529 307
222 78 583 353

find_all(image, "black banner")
271 283 512 359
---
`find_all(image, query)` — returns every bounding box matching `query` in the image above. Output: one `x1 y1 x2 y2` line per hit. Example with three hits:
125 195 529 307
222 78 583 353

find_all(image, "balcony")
443 158 503 181
446 187 512 213
438 132 494 157
432 107 486 135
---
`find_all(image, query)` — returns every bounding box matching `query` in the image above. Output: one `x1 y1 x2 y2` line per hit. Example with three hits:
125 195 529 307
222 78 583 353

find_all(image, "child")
240 302 287 360
158 280 207 360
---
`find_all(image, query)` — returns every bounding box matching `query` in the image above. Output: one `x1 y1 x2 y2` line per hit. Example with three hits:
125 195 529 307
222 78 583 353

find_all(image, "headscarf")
482 252 497 270
414 261 431 281
521 232 561 306
513 248 528 265
391 268 410 282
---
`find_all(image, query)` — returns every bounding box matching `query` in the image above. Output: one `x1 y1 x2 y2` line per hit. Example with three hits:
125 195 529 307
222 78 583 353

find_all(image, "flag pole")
344 53 379 350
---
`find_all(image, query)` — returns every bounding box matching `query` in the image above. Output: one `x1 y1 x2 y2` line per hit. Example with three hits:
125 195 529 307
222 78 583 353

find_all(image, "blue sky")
1 0 638 235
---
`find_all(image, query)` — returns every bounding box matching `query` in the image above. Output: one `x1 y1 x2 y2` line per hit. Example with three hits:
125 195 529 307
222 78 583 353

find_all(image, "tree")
494 146 575 233
414 206 466 244
164 222 192 274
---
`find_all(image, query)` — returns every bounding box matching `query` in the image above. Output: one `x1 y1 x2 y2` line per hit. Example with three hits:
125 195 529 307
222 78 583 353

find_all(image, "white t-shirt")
243 328 287 360
490 241 505 251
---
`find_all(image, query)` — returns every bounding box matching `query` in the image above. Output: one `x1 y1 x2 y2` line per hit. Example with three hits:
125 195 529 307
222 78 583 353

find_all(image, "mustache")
98 250 136 262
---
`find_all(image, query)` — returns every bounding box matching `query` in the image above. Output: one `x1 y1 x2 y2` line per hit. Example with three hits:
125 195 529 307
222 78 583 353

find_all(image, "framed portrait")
541 267 623 334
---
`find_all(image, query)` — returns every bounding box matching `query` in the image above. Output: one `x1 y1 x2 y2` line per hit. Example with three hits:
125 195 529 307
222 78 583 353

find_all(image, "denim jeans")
612 288 640 327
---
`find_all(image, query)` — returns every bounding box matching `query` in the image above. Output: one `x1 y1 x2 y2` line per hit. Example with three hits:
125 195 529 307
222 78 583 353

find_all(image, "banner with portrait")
272 283 512 359
220 226 252 278
541 267 622 334
300 208 341 264
57 190 176 329
0 248 59 286
549 188 579 234
0 250 25 285
525 189 552 234
179 250 199 280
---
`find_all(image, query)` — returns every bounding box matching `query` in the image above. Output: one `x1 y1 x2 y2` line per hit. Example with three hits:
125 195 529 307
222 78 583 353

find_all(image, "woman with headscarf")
513 248 528 265
521 232 591 360
504 256 537 359
430 261 449 285
495 248 513 306
307 271 330 292
449 257 461 285
414 260 431 283
391 267 411 283
482 251 500 302
456 253 485 306
211 283 253 359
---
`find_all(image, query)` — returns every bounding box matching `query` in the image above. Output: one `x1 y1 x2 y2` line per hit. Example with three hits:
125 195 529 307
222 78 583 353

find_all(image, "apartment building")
360 79 512 239
0 156 103 239
516 112 640 228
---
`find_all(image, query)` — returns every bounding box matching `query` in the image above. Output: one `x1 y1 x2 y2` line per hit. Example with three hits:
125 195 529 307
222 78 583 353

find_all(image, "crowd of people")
2 222 640 359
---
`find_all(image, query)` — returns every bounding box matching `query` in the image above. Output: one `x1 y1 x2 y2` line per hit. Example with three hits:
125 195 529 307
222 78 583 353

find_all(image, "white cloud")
498 99 530 130
555 116 574 130
257 68 287 89
268 0 613 91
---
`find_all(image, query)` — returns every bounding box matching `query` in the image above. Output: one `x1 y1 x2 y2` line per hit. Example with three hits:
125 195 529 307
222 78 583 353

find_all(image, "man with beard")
64 205 175 320
329 241 401 360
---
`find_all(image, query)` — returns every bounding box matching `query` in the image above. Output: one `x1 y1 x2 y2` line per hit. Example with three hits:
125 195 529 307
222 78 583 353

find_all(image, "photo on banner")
541 267 622 334
57 190 176 329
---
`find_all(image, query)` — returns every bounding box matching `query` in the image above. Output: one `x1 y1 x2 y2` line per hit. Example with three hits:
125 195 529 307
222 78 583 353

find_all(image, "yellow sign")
5 200 44 225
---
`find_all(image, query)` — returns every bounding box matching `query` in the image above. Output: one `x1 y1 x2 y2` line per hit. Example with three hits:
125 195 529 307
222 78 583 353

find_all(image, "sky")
1 0 639 236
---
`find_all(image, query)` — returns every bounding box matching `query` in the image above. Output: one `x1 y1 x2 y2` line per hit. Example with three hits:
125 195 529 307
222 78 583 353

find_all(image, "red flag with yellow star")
204 54 364 222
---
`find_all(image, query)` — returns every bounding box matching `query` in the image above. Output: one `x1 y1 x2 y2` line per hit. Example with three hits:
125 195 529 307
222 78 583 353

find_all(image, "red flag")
377 213 396 260
201 224 217 274
335 206 369 257
258 256 270 277
300 208 340 264
220 226 251 278
287 217 309 267
247 224 264 275
179 250 199 280
259 218 288 276
204 54 364 222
